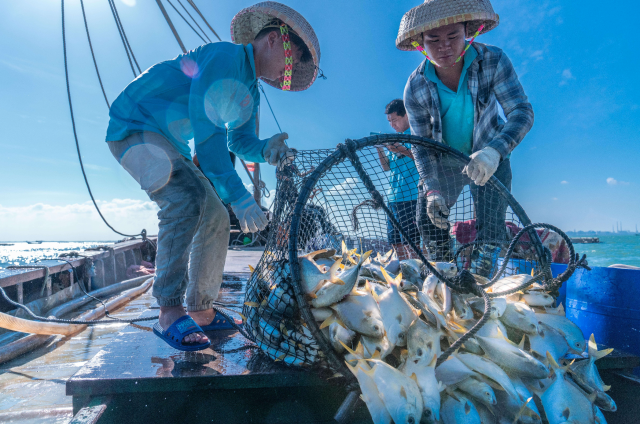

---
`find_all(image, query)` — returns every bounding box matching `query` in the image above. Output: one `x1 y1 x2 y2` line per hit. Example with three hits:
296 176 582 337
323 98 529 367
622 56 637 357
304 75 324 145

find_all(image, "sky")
0 0 638 241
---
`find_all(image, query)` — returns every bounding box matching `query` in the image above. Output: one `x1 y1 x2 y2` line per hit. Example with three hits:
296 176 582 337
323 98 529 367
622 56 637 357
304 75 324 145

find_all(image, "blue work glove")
230 192 268 233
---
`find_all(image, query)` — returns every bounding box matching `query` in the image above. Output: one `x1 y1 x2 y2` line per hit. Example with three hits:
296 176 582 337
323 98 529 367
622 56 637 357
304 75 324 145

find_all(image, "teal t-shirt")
385 129 418 202
106 42 266 204
424 43 477 156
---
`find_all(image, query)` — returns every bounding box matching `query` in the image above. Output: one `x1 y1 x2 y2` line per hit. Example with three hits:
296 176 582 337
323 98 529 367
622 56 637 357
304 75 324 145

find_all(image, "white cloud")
559 69 575 86
326 177 360 197
530 50 544 61
120 0 136 6
560 180 568 184
0 199 159 241
607 177 630 186
552 197 558 201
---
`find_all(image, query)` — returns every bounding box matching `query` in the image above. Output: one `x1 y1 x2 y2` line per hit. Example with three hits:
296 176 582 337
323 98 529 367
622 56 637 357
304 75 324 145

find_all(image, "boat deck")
65 247 371 424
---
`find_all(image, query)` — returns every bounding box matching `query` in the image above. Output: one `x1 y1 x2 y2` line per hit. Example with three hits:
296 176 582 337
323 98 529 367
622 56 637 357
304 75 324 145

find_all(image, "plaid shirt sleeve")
485 51 534 159
404 69 442 193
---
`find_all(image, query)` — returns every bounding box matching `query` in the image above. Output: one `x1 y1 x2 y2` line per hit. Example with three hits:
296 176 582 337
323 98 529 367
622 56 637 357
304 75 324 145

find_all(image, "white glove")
426 192 450 230
463 146 501 186
263 133 293 166
230 192 268 233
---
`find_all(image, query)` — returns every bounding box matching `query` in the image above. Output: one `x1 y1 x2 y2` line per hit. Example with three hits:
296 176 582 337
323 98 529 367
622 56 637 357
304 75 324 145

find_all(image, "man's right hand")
426 191 450 230
230 192 268 233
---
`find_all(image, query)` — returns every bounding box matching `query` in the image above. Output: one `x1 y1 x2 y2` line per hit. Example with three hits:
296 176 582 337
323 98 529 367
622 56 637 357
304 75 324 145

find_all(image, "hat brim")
231 2 320 91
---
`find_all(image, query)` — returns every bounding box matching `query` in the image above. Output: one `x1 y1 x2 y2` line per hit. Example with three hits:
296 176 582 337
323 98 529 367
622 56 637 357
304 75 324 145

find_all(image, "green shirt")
424 43 477 156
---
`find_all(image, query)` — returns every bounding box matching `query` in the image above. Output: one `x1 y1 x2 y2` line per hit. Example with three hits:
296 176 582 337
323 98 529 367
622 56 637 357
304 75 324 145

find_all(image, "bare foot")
159 305 208 345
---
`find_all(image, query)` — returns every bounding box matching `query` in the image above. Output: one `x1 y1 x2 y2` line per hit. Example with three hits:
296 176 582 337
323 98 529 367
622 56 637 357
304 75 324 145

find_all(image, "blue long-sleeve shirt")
106 42 266 204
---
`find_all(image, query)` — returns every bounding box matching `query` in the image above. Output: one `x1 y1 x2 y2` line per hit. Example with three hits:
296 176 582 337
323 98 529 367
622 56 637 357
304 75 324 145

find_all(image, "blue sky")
0 0 638 240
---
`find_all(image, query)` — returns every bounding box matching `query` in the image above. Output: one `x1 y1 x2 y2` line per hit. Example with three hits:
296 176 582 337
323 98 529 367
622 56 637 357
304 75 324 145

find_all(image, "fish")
455 377 497 408
539 352 596 424
361 334 394 360
310 307 334 322
499 302 538 334
492 381 541 424
330 284 385 338
345 361 393 424
441 391 482 424
379 269 418 346
436 281 453 315
299 249 342 295
357 358 424 424
311 251 371 308
266 286 297 318
521 291 555 307
361 261 394 283
416 291 448 329
470 297 507 319
407 318 442 362
402 353 442 422
423 274 439 299
535 312 586 353
474 402 497 424
475 319 509 340
329 322 356 353
595 406 607 424
452 292 474 321
489 274 533 295
475 330 549 379
456 353 520 401
435 356 475 387
527 322 569 363
569 334 612 393
400 259 424 290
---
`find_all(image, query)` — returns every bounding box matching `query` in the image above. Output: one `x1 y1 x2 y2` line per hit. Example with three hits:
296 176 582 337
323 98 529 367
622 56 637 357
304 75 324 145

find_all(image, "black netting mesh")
243 134 548 374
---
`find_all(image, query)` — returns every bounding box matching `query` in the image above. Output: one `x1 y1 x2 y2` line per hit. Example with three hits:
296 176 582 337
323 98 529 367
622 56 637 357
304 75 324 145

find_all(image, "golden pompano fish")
407 318 442 362
441 391 481 424
535 311 586 353
456 353 519 401
402 354 442 422
500 301 539 334
298 249 340 294
475 329 549 379
329 282 384 338
345 360 393 424
379 269 418 347
311 250 371 308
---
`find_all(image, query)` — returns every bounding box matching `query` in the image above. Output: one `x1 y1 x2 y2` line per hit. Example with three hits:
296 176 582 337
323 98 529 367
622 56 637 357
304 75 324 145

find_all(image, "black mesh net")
243 134 550 373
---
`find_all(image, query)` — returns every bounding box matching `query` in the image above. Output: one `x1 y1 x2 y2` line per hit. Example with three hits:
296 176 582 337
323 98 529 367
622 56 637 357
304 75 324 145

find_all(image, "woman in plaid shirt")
396 0 534 274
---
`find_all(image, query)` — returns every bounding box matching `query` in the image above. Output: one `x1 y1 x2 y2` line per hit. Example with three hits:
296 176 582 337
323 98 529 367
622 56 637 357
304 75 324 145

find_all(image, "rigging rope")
79 0 110 108
185 0 222 41
61 0 145 239
107 0 139 76
165 0 207 44
176 0 211 43
155 0 187 53
258 82 283 133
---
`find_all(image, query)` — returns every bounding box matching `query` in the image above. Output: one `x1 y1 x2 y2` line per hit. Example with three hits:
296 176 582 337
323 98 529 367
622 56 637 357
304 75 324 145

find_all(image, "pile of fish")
246 243 616 423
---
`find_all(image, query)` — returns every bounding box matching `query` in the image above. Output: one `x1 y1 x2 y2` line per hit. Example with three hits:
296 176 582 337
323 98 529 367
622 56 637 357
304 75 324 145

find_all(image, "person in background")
397 0 533 275
375 99 420 261
105 2 321 351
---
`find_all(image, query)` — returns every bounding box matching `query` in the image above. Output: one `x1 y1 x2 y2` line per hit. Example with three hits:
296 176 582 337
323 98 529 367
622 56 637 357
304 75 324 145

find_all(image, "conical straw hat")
231 2 321 91
396 0 499 51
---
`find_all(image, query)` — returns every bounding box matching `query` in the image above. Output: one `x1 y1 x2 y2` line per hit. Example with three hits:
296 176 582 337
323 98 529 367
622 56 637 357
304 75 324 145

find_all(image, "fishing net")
243 134 583 388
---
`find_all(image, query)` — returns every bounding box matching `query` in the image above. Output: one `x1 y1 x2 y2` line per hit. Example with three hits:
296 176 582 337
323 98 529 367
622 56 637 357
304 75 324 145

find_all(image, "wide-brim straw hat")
231 2 320 91
396 0 499 51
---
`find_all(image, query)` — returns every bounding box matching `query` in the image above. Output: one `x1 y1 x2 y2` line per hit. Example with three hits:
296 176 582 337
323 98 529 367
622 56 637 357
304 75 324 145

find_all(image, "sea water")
0 241 114 269
0 235 638 269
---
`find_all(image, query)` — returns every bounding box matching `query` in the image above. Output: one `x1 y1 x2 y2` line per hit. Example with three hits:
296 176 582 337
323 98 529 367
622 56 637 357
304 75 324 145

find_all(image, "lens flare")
120 143 173 193
204 79 253 130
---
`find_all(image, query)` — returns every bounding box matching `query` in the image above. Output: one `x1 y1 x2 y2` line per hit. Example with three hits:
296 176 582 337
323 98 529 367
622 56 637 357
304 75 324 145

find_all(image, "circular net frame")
243 134 549 385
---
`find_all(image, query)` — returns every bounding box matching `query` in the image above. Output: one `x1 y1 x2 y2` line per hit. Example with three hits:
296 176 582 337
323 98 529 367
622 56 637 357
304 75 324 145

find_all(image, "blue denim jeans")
108 131 230 311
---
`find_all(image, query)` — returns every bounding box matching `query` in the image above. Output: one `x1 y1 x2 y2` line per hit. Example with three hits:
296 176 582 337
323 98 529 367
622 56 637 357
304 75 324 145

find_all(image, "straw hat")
231 2 321 91
396 0 499 51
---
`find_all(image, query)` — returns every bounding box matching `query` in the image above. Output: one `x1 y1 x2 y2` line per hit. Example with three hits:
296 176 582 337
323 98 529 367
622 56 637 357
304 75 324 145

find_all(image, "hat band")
280 23 292 91
411 24 484 68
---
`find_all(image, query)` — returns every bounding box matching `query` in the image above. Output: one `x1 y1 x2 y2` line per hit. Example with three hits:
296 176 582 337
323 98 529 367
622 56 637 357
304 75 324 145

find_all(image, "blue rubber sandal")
153 315 211 351
199 314 239 332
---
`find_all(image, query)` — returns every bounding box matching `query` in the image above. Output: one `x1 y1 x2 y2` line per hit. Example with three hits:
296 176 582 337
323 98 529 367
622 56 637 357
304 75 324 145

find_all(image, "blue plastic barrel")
564 266 640 356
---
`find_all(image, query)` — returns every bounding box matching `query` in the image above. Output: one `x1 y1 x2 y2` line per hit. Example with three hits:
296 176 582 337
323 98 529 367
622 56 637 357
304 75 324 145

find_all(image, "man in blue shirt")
106 2 321 351
375 99 420 260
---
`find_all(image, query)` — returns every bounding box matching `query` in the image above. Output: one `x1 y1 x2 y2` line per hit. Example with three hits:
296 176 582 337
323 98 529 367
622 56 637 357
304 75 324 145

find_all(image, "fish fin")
365 280 371 292
562 407 571 420
311 280 326 294
275 353 286 362
396 314 403 324
465 402 471 414
344 360 358 376
380 267 398 286
319 315 337 329
438 381 446 392
306 293 318 300
248 265 255 273
484 378 505 392
416 308 422 317
356 341 365 358
329 372 343 379
350 287 366 296
519 335 526 350
531 268 535 276
371 286 380 303
546 351 560 370
358 250 373 266
603 384 611 392
513 397 534 424
280 323 289 336
410 373 418 383
588 391 598 404
400 387 407 400
328 260 343 284
447 389 461 402
244 301 259 308
590 334 613 360
371 349 381 360
363 310 373 317
429 353 438 367
238 312 246 321
340 340 359 358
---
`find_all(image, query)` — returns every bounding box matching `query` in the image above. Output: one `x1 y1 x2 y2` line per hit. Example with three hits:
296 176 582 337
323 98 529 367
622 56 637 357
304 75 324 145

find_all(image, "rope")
106 0 139 76
61 0 146 239
258 83 283 133
165 0 207 44
185 0 222 41
155 0 187 54
176 0 211 43
79 0 110 108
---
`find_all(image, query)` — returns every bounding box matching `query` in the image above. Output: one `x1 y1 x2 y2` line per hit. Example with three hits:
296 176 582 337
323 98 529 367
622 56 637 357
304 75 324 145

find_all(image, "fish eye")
417 348 423 356
408 417 415 424
373 325 380 331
